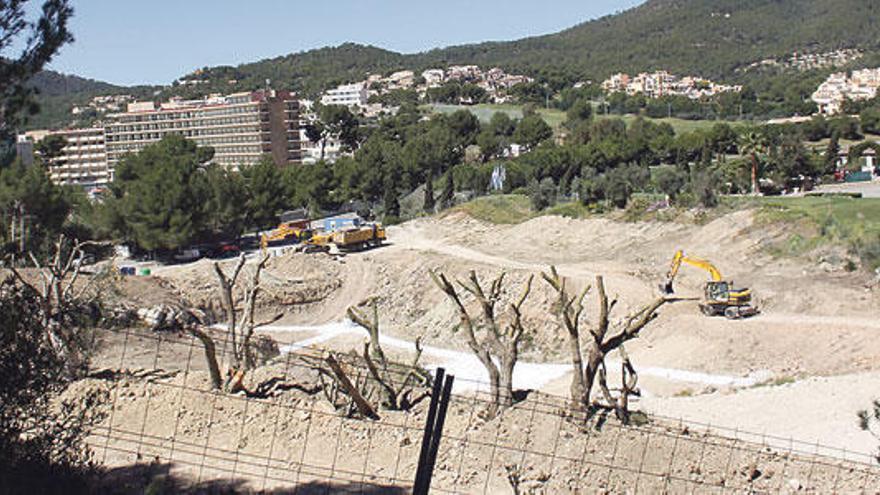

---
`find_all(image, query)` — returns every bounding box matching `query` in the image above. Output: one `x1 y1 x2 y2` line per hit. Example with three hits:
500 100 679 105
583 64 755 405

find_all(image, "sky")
32 0 643 86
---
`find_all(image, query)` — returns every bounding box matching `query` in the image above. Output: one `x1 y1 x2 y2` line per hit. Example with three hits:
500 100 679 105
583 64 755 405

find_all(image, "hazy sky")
37 0 643 86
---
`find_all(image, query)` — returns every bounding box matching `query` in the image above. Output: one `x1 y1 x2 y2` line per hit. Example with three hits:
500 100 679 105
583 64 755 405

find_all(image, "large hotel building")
21 89 302 188
21 127 109 186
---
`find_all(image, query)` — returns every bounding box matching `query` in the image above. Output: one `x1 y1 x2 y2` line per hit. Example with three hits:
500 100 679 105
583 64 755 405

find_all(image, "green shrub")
528 178 557 212
382 214 401 226
652 166 688 200
622 196 654 222
851 235 880 271
455 195 533 224
546 201 590 219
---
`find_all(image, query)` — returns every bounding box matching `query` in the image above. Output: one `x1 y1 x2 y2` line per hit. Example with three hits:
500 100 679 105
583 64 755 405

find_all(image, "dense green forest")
23 71 156 130
171 0 880 96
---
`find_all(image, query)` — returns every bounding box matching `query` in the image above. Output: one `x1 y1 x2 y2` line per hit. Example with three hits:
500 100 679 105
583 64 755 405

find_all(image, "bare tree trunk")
9 208 15 249
213 255 245 369
7 235 104 370
542 267 591 412
189 327 223 390
464 338 501 416
485 363 501 416
499 351 516 407
566 328 588 411
581 343 604 410
347 298 385 362
19 208 26 254
750 153 759 195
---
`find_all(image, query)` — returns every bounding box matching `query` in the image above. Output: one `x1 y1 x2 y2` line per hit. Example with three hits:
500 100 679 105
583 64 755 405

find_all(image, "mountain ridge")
182 0 880 96
24 0 880 128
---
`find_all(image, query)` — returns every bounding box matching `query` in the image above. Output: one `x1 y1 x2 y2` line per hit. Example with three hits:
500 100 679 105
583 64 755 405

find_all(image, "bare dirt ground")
72 364 879 494
69 206 880 491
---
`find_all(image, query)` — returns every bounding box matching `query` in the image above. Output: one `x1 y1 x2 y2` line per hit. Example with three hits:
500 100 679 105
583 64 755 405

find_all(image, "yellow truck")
306 224 386 252
260 220 311 249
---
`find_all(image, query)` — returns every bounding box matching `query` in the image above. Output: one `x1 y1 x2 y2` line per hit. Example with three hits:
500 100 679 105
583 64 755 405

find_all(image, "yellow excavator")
661 250 758 319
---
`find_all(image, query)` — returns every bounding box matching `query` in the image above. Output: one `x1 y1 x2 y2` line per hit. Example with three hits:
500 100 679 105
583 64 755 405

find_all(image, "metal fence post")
424 372 455 493
413 368 454 495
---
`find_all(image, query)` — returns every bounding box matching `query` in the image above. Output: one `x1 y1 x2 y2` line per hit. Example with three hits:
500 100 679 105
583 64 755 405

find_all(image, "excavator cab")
705 281 730 302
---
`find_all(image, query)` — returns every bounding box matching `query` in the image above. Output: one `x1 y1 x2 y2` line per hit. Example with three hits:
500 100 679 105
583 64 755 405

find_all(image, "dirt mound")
369 250 569 360
156 253 345 314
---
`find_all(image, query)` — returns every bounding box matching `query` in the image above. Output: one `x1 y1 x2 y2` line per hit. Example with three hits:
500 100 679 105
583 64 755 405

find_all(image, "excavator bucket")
660 279 675 294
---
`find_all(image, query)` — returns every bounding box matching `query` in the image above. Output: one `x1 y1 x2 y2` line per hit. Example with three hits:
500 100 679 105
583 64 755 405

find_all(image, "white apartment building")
19 126 110 188
385 70 415 89
602 73 631 93
447 65 481 81
422 69 445 86
602 71 739 100
812 68 880 115
104 89 301 173
299 128 343 164
321 82 369 108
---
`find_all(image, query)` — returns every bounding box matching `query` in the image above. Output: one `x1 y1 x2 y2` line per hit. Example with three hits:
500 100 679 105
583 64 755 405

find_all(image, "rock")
746 465 762 481
135 304 199 332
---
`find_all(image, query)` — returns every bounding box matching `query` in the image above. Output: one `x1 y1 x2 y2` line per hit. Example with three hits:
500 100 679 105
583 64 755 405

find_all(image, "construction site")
31 197 874 494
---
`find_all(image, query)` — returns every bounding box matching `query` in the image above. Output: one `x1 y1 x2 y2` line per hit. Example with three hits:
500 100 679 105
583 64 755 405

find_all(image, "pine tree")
423 169 435 213
243 157 286 230
440 170 455 209
382 175 400 221
825 133 840 175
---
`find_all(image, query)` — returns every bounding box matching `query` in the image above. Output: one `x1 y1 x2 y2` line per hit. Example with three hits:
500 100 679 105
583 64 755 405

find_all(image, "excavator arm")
662 250 723 294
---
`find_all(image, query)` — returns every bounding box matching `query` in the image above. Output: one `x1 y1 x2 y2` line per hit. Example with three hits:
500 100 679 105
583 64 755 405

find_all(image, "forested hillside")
23 71 154 130
185 0 880 97
28 71 120 97
415 0 880 80
24 0 880 129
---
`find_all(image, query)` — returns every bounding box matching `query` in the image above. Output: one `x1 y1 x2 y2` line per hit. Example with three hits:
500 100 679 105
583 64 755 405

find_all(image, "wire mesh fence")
78 325 880 494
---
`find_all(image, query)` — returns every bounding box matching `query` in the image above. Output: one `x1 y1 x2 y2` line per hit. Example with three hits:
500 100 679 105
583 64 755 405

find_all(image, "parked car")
238 235 259 250
73 254 96 268
173 248 202 263
210 242 241 259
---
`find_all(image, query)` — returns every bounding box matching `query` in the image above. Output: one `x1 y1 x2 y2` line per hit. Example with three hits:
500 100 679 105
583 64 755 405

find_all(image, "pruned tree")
347 297 429 411
188 252 281 392
542 267 667 417
431 270 533 418
321 351 379 420
6 234 107 372
347 297 385 362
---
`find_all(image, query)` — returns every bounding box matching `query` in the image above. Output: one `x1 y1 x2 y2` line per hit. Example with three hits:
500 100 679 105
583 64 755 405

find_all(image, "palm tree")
740 130 767 195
